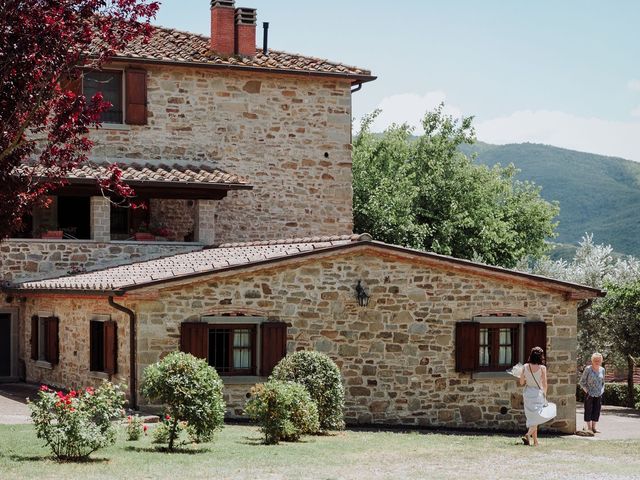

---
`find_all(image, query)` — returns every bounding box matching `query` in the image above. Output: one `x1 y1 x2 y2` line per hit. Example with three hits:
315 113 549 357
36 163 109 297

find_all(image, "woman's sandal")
521 435 530 445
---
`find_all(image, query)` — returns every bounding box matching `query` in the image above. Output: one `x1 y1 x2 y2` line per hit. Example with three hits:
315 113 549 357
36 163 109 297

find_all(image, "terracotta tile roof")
12 234 368 292
17 160 250 188
115 25 374 81
5 233 604 299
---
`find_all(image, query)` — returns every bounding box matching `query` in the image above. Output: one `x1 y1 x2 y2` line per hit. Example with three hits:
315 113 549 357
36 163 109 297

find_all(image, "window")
208 325 256 375
89 320 117 374
83 70 124 124
477 324 519 371
455 318 547 374
30 316 59 365
181 320 287 377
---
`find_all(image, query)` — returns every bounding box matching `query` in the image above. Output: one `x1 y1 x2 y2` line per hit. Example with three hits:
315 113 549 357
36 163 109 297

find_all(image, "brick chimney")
235 7 257 57
210 0 236 56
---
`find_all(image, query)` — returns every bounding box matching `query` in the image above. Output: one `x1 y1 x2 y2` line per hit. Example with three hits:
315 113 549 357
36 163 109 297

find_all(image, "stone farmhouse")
0 1 603 433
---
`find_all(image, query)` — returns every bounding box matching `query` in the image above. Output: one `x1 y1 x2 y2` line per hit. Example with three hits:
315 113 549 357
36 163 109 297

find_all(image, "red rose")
143 425 148 432
165 414 171 420
39 385 49 392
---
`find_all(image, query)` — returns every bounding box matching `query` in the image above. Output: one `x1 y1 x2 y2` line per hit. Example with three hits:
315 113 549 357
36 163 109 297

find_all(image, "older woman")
519 346 555 446
579 352 605 433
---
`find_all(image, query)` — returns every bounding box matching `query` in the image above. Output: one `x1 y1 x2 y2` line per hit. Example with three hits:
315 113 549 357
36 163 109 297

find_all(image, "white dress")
523 365 556 427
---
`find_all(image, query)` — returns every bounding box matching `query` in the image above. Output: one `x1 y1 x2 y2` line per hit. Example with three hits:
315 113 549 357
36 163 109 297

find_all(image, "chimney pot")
210 0 236 56
235 7 257 57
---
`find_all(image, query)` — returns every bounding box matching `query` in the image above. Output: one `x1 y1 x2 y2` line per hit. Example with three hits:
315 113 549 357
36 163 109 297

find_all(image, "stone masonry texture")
0 240 201 283
18 249 579 433
89 64 354 244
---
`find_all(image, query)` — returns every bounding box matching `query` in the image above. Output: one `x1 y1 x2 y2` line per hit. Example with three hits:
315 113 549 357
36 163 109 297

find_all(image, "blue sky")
155 0 640 161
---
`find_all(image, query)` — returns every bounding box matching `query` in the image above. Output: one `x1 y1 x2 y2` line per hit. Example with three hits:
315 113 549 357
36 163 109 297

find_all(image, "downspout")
108 296 138 410
350 81 363 94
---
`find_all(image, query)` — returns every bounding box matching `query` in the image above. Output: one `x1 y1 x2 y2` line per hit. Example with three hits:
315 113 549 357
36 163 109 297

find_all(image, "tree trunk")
628 354 636 408
168 416 179 451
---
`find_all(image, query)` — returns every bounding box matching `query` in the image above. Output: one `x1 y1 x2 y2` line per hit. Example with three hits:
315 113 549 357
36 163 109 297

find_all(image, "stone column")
90 196 111 242
194 199 216 245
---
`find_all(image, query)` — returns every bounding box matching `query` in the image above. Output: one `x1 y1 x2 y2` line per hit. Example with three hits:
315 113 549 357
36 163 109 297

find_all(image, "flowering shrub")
28 382 125 460
141 352 225 451
126 415 145 441
151 414 186 444
271 351 345 431
245 380 319 445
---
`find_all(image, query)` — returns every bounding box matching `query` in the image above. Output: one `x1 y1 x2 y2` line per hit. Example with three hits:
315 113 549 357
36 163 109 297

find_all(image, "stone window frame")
471 316 527 380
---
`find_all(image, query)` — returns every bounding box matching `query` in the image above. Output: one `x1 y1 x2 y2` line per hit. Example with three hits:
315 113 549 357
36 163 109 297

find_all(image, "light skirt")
523 386 557 427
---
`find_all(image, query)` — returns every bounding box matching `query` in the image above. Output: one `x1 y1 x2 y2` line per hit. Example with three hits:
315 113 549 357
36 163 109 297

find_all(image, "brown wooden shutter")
455 322 479 373
524 322 547 361
180 322 208 360
103 320 118 375
45 317 59 365
125 69 147 125
31 316 39 361
260 322 288 377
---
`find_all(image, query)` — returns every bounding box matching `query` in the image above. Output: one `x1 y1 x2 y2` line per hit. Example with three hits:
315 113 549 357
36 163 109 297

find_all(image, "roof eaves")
113 55 377 84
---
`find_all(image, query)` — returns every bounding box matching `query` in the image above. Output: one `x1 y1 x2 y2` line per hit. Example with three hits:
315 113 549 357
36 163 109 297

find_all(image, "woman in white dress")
519 346 554 446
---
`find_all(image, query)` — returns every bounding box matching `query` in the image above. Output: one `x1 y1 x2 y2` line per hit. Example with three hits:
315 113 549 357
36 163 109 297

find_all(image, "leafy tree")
0 0 158 238
141 352 226 451
353 105 559 268
597 281 640 407
526 234 640 366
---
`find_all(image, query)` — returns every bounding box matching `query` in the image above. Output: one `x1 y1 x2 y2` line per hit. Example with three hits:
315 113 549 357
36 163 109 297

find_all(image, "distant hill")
459 142 640 257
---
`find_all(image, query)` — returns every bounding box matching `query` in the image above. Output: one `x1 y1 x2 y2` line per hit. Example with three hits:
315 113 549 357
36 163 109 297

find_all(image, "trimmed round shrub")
271 351 345 431
141 351 225 450
245 380 319 444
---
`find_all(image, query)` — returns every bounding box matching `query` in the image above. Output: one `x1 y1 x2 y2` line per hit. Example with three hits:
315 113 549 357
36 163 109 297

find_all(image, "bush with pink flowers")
28 382 125 460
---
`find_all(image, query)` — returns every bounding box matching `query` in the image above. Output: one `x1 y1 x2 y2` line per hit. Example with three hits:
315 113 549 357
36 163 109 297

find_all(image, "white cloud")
631 105 640 117
628 79 640 91
368 92 463 133
367 90 640 162
475 110 640 161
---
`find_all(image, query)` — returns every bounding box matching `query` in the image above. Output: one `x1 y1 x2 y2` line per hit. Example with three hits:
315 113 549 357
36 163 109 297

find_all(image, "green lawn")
1 423 639 480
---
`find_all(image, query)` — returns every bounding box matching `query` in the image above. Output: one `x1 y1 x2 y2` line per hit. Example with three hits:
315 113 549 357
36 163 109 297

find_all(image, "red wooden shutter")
60 70 82 96
45 317 59 365
455 322 479 373
31 316 38 361
104 320 118 375
180 322 208 360
260 322 288 377
524 322 547 361
125 69 147 125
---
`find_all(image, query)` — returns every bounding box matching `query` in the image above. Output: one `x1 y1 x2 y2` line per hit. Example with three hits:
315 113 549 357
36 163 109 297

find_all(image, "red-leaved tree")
0 0 159 238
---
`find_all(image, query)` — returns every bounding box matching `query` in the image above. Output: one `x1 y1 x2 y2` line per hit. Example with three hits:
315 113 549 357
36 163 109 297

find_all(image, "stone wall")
19 249 579 432
89 64 353 244
20 297 130 390
0 240 202 282
149 199 195 242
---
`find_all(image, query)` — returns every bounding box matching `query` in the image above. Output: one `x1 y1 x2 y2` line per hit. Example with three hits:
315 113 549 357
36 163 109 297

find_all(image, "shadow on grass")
8 453 109 463
123 445 211 455
237 435 317 446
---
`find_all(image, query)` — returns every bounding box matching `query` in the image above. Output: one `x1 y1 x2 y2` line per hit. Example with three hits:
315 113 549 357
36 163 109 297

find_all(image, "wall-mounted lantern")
355 280 370 307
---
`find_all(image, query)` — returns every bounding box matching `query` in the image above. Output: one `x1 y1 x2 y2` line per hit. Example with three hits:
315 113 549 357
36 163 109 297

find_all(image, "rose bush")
28 382 125 461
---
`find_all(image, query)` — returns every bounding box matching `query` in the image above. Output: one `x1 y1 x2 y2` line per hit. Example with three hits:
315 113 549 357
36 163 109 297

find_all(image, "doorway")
0 314 11 377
